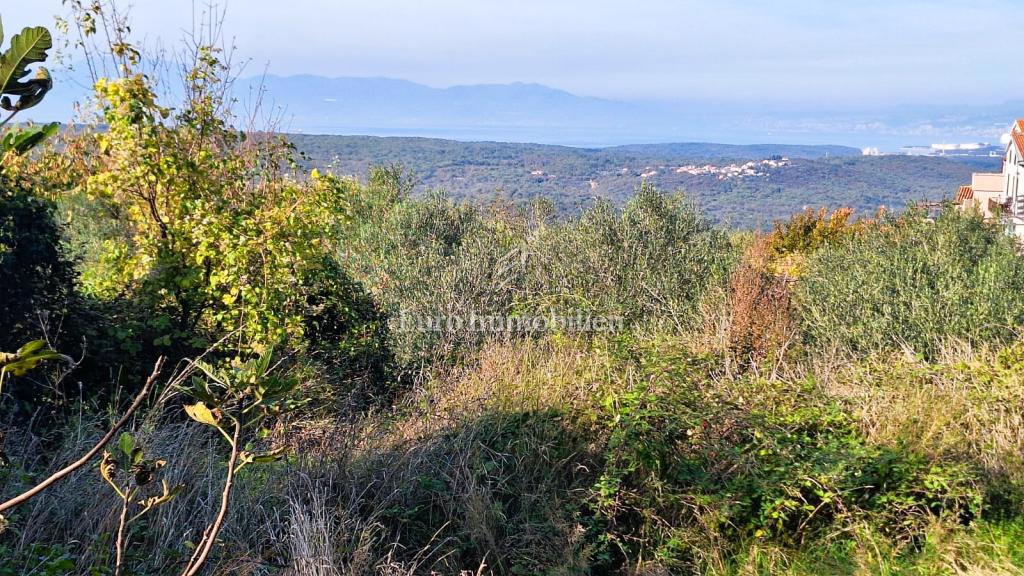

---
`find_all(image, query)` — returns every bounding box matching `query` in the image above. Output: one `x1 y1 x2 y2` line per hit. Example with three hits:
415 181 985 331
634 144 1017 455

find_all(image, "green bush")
343 188 521 368
797 209 1024 357
593 374 981 572
526 185 733 329
299 256 394 408
0 185 76 351
343 184 734 374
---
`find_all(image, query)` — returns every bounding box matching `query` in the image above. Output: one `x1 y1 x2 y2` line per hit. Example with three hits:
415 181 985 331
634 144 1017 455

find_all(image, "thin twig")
0 357 166 514
181 416 241 576
114 488 132 576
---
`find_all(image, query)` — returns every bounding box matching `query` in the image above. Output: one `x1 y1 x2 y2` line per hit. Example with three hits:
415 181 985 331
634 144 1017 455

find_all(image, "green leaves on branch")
177 348 297 576
0 16 57 157
0 340 72 378
0 17 54 115
182 348 298 466
101 433 176 493
1 121 58 155
100 431 182 575
184 349 302 428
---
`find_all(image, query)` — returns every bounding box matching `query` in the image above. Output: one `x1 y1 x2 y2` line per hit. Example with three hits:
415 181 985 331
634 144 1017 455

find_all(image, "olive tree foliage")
524 185 733 329
343 180 733 372
797 208 1024 357
342 182 521 368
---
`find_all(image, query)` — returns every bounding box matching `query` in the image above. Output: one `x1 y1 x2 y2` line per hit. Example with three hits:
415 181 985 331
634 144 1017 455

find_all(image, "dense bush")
299 256 394 408
0 185 76 352
343 184 521 368
797 209 1024 357
526 186 733 329
344 182 732 374
6 5 1024 575
592 345 982 572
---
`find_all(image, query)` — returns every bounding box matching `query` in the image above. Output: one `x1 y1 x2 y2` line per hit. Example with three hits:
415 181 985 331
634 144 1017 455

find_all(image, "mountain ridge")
20 71 1022 149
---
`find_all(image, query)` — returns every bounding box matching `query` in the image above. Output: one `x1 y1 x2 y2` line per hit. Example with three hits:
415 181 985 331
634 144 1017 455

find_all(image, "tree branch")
181 416 241 576
0 357 166 514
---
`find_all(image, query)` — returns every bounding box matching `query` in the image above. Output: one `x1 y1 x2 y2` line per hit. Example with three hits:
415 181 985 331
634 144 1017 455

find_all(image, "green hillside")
291 134 992 228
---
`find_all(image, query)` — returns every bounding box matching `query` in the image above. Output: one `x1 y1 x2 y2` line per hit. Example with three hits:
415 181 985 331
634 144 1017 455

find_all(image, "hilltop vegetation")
291 134 991 228
3 6 1024 576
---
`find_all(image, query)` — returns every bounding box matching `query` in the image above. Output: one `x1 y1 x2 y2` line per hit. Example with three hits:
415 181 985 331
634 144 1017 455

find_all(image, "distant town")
863 142 1005 157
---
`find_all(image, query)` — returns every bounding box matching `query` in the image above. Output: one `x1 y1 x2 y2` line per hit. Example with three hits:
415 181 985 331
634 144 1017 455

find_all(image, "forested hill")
290 134 994 229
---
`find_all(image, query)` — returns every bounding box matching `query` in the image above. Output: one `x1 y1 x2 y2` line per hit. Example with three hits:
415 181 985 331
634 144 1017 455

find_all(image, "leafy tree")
797 208 1024 356
525 186 732 329
58 49 357 357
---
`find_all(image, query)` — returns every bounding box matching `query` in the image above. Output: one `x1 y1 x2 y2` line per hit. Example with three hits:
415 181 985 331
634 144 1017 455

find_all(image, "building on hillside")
954 119 1024 240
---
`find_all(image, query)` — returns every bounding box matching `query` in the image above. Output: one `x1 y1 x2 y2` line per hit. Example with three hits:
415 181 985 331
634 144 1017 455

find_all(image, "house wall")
971 173 1004 219
954 121 1024 241
1006 132 1024 239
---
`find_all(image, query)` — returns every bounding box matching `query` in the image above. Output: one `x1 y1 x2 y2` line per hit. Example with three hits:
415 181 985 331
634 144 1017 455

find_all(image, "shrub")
299 256 394 408
797 209 1024 357
0 186 76 352
344 185 734 374
594 373 981 573
727 236 797 363
343 188 521 368
825 341 1024 516
525 186 733 330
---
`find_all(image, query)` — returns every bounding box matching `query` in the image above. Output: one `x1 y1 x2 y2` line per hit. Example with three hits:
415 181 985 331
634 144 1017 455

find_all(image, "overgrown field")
3 5 1024 576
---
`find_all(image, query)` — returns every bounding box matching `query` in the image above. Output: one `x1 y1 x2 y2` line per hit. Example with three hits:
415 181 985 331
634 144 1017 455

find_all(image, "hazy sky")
3 0 1021 107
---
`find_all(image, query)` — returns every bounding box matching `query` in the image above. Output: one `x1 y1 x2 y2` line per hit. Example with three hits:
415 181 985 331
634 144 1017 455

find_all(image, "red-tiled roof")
956 185 974 203
1016 119 1024 133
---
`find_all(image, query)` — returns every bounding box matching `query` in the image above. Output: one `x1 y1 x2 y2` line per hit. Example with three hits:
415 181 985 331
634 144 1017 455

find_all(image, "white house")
955 119 1024 240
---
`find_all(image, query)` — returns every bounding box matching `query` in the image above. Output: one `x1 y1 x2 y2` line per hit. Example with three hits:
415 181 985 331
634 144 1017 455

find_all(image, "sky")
3 0 1021 109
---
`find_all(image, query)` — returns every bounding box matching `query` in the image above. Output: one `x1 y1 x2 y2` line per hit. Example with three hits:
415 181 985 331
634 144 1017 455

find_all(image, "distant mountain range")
246 75 682 147
248 76 1022 149
23 72 1023 150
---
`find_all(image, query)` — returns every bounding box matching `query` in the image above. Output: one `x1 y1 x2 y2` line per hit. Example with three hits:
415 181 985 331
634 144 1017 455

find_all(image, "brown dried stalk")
0 357 166 514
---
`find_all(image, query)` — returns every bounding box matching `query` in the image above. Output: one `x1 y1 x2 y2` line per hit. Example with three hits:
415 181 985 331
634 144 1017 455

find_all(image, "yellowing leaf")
184 402 220 427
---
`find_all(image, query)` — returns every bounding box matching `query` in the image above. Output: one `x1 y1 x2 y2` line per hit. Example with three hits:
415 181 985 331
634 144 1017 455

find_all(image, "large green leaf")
0 340 73 377
1 122 59 155
0 24 53 112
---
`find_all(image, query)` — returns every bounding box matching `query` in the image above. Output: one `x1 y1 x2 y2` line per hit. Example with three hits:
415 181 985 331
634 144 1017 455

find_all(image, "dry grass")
726 237 799 366
1 337 615 574
6 333 1024 575
818 340 1024 495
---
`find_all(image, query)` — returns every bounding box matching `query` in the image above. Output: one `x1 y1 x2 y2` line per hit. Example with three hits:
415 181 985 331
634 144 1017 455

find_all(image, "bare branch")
180 416 241 576
0 357 166 514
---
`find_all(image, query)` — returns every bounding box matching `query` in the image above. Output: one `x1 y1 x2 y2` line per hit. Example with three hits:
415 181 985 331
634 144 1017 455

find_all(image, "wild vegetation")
2 5 1024 576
